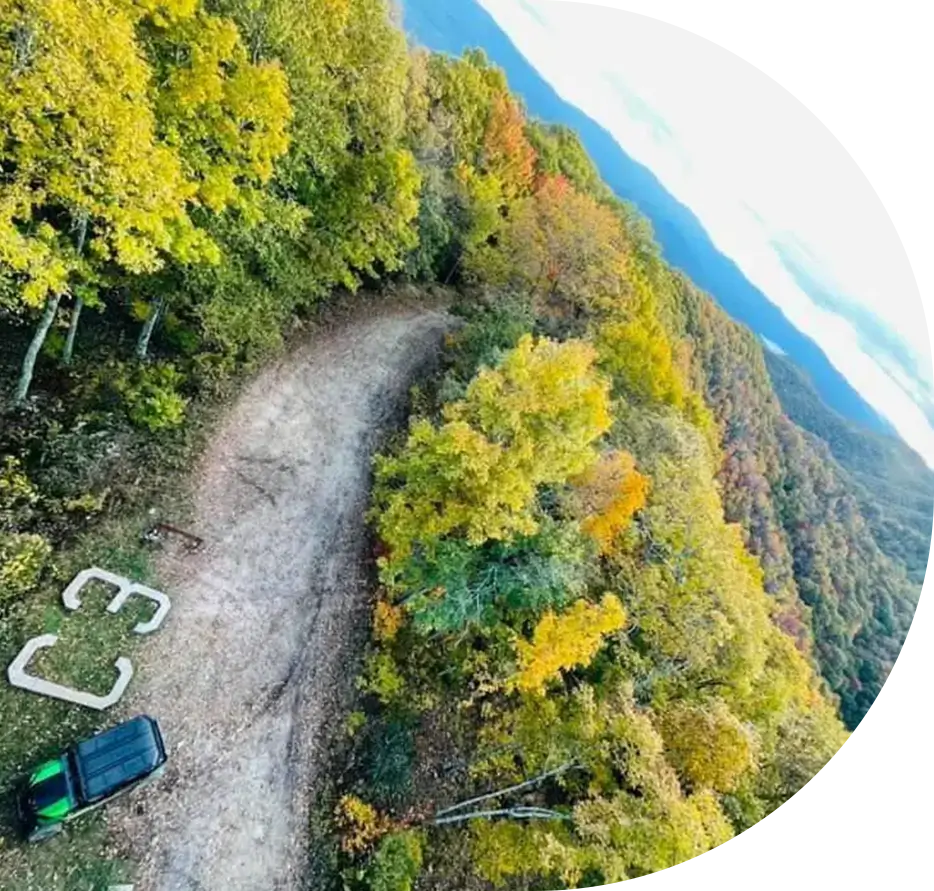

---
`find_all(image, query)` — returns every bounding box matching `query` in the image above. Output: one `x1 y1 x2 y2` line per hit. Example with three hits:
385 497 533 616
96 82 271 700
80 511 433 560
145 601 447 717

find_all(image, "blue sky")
479 0 934 465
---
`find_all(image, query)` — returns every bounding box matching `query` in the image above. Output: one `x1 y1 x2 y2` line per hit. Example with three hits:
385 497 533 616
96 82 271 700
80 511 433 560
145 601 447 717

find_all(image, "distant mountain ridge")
398 0 893 436
772 237 934 430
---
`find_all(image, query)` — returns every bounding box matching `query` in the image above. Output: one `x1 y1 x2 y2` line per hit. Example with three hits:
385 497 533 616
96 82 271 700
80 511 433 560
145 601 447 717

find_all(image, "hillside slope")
765 349 933 584
672 274 921 727
397 0 891 434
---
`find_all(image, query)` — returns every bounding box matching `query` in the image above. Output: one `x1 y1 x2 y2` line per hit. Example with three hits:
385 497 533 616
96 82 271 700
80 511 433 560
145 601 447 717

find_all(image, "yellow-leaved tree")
1 0 214 399
657 700 755 793
595 316 687 409
152 9 292 211
372 418 538 564
372 335 612 575
513 594 627 694
131 0 293 358
0 0 294 394
447 334 612 475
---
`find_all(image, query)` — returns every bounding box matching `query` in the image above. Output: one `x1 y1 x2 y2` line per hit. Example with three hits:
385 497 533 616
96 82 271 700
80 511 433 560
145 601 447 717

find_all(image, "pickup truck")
17 715 167 842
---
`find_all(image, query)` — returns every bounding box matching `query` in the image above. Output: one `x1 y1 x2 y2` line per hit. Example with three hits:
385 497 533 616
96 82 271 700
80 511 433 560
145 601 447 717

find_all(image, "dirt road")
108 298 451 891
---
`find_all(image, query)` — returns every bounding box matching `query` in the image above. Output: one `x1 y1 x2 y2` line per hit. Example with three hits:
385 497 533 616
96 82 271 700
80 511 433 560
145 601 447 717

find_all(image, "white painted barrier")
6 568 171 710
6 634 134 711
62 567 171 634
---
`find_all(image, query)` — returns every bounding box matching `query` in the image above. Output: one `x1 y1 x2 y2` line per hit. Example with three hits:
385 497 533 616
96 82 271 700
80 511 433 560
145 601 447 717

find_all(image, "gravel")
106 299 451 891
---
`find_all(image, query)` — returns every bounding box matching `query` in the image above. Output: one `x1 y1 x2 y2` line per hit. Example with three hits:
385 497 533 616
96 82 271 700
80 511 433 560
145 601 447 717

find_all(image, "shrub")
335 795 390 854
373 598 404 643
358 651 407 707
0 456 40 532
83 360 189 432
63 491 107 516
0 532 52 604
364 831 424 891
357 718 415 810
345 710 367 738
120 363 188 432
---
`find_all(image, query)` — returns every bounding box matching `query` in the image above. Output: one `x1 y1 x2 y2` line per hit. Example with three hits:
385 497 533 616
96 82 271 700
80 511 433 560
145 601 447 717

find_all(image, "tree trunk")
14 293 62 404
135 295 164 361
62 297 83 365
60 212 88 367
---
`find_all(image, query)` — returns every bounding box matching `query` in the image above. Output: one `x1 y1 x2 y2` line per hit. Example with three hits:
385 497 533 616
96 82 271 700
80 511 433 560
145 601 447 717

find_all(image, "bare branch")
434 761 580 818
434 806 571 826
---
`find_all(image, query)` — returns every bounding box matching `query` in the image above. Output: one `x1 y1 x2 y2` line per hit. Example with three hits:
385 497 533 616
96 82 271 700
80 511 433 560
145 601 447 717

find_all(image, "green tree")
209 0 420 299
363 831 424 891
526 121 613 203
396 520 590 634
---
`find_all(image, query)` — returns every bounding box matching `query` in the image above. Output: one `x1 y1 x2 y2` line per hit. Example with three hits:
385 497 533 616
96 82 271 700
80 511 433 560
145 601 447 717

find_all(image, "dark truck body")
18 715 167 842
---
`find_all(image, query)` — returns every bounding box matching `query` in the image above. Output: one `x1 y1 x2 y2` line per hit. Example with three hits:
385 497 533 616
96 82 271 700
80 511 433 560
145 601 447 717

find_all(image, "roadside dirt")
107 296 452 891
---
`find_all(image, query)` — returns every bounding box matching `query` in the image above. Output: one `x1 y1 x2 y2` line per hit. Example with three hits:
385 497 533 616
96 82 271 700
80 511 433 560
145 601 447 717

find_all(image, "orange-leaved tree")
465 174 629 316
565 450 649 554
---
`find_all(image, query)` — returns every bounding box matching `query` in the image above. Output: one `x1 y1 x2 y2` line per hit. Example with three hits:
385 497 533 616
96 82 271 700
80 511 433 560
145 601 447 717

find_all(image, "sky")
479 0 934 465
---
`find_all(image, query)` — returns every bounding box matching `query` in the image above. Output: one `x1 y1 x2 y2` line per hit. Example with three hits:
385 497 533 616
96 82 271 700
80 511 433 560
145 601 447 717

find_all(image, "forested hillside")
670 276 922 728
0 2 926 890
1 0 422 608
396 0 894 435
329 35 918 891
765 349 934 586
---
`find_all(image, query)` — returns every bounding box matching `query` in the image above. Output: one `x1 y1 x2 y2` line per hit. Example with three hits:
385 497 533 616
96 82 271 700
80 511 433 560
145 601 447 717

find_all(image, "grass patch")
0 507 179 886
0 388 220 886
0 815 132 891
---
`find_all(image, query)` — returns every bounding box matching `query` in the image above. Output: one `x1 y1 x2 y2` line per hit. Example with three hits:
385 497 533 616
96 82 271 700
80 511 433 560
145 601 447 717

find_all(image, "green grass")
0 816 132 891
0 404 213 888
0 507 167 888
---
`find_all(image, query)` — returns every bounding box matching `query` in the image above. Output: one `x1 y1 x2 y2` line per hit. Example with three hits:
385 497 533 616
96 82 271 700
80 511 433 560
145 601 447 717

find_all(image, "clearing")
104 296 451 891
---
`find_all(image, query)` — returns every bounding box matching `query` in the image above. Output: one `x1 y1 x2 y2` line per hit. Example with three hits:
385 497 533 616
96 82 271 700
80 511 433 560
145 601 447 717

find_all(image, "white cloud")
479 0 934 463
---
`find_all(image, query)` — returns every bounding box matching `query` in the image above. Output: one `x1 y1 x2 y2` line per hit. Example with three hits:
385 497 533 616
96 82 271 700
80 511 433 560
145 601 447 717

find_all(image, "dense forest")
0 2 927 889
764 348 934 586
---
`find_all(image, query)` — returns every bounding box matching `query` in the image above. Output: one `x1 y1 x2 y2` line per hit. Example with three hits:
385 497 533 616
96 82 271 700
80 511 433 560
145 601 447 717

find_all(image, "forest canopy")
0 2 926 889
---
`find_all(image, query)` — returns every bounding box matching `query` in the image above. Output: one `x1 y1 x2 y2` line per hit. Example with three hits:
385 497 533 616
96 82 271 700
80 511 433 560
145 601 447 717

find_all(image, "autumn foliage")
372 335 611 570
466 173 630 316
0 8 868 890
565 450 649 553
481 92 538 200
513 594 627 694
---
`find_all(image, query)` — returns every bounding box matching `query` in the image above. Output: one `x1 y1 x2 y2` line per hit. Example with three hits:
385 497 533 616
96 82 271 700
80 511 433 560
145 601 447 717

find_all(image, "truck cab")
19 715 167 842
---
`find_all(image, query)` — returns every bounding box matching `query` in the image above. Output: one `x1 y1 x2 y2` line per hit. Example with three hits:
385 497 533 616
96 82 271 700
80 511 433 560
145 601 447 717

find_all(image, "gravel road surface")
108 298 451 891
